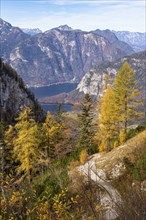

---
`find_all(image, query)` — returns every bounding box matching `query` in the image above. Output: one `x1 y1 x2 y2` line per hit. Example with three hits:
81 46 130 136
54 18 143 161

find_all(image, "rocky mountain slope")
77 50 146 97
40 51 146 104
92 29 134 54
0 18 134 87
113 30 146 52
0 59 43 122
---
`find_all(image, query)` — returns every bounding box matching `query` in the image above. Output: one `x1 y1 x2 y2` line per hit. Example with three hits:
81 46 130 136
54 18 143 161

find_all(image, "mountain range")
113 30 146 52
0 18 145 109
21 26 146 52
0 18 137 87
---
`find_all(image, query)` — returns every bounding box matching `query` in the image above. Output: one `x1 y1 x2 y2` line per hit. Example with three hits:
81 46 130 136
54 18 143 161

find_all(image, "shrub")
119 130 126 145
116 185 146 220
68 160 80 170
114 140 119 148
79 149 88 165
126 125 145 140
123 149 146 181
132 150 146 181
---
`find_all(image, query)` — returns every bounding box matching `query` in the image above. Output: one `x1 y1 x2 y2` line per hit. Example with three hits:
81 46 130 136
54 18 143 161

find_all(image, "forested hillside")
0 62 145 219
0 59 44 122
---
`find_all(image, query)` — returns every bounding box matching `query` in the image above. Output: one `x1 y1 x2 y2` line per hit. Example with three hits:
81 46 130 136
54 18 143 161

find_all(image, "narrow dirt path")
78 159 122 219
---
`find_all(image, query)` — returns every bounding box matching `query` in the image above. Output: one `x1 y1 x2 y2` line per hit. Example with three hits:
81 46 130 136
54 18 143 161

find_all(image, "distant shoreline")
29 81 78 88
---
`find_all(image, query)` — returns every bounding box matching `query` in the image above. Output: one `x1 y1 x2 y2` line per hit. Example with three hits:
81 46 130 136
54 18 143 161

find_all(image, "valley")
29 83 77 112
37 51 146 108
1 18 145 110
0 2 146 218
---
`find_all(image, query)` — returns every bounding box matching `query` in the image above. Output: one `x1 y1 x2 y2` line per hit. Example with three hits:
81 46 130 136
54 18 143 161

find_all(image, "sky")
1 0 146 32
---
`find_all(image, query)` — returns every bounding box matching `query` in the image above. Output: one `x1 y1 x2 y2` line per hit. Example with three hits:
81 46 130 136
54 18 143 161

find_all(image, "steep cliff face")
0 19 134 87
77 51 146 98
0 59 43 122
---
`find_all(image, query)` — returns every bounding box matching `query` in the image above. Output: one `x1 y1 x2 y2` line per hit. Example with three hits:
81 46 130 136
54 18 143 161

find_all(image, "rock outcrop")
73 130 146 219
0 59 43 122
77 51 146 98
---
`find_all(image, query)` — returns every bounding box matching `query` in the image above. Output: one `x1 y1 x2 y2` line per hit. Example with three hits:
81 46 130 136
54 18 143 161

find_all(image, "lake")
30 83 77 112
41 103 73 112
30 83 78 99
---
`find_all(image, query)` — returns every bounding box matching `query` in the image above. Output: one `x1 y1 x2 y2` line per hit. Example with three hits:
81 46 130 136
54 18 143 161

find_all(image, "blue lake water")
30 83 77 112
41 103 73 112
30 83 78 99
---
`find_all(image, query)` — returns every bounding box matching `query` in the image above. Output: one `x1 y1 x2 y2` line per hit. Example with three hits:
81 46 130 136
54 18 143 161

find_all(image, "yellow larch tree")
98 85 119 152
13 107 40 181
114 61 142 133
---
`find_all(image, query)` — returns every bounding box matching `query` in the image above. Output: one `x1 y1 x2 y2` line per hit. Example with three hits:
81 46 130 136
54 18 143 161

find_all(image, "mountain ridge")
0 18 134 87
113 30 146 52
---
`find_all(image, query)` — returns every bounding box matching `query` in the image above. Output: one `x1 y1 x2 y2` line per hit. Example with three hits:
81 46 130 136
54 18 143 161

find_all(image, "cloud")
34 0 145 7
2 0 145 32
17 4 145 33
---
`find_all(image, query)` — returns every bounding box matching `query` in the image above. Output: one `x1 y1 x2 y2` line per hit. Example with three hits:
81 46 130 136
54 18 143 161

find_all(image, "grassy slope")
87 130 146 179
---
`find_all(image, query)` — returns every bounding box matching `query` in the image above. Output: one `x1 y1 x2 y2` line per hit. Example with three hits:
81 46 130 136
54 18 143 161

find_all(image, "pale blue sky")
1 0 146 32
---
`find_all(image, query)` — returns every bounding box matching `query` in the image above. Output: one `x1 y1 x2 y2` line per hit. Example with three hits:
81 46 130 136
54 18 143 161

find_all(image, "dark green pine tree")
54 103 63 124
41 111 63 162
78 94 95 153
